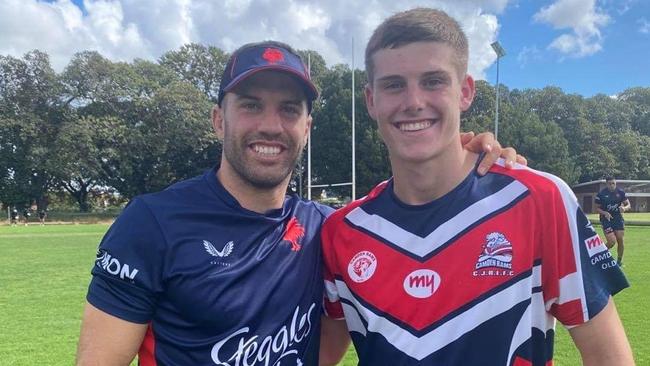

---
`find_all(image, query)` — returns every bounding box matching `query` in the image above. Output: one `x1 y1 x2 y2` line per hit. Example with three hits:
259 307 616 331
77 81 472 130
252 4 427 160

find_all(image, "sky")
0 0 648 97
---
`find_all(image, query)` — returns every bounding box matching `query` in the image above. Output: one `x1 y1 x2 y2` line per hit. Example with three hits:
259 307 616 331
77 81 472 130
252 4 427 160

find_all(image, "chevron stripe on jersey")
345 179 528 260
322 160 628 366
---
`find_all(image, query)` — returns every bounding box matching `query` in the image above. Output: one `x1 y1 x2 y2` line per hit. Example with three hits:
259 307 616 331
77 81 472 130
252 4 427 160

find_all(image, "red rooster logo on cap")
282 217 304 252
262 48 284 64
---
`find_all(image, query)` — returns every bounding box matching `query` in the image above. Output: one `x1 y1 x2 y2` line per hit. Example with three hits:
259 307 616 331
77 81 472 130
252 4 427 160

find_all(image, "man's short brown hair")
365 8 469 84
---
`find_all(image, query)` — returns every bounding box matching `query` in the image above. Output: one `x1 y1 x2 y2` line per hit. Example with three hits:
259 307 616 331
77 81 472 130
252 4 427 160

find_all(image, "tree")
0 51 62 209
462 80 496 134
159 43 228 102
499 106 577 183
99 81 218 198
50 116 112 211
619 87 650 136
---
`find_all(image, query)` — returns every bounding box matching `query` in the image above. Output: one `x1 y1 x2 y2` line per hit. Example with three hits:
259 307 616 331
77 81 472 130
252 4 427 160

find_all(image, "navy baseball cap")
217 42 319 112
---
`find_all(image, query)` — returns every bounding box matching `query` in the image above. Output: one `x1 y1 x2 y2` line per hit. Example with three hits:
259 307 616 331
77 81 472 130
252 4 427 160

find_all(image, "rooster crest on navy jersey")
323 161 628 366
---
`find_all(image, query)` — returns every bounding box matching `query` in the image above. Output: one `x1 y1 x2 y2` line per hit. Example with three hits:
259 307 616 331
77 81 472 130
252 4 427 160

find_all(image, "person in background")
38 209 47 226
595 176 631 266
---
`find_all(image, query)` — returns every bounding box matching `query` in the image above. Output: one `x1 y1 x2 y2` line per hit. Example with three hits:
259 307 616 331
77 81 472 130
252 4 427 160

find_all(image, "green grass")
587 212 650 223
0 224 648 365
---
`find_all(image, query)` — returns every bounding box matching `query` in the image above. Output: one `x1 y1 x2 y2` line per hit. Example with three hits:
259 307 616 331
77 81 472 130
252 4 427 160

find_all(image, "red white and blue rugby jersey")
322 161 628 366
87 167 332 366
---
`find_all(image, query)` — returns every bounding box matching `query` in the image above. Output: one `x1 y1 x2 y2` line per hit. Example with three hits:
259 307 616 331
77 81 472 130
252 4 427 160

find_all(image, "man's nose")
403 85 425 114
258 110 284 135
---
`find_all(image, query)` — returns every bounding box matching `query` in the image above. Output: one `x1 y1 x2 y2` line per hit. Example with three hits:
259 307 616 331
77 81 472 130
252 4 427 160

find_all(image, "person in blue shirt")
75 40 520 366
595 176 631 266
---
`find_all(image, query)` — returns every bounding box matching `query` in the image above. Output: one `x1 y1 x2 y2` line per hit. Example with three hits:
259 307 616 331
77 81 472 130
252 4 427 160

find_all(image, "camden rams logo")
347 251 377 283
473 232 514 277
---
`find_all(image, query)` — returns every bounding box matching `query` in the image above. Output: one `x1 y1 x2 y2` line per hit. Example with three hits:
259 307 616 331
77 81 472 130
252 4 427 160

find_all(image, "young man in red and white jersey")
320 8 633 366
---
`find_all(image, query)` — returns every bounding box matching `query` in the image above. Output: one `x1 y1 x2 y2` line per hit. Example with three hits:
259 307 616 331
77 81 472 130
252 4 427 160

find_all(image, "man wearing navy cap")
76 40 519 365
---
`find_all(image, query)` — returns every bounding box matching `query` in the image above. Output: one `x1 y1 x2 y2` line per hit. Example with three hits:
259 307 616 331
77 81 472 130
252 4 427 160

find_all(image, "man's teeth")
253 145 281 155
399 121 432 131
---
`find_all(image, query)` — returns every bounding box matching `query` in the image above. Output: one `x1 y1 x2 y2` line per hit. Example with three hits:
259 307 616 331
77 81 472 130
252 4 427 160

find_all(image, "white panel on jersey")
345 180 529 258
342 302 368 337
325 280 340 302
558 272 584 305
335 265 544 361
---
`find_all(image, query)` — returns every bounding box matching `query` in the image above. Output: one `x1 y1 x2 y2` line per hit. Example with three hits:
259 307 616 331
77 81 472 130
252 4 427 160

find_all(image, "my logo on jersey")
584 234 608 258
473 232 514 277
282 217 305 252
403 269 441 298
348 251 377 283
210 303 315 366
95 249 139 281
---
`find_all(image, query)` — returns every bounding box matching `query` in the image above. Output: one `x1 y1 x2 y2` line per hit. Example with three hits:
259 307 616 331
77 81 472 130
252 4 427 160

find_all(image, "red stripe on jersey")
512 357 553 366
138 323 156 366
550 299 585 326
513 357 532 366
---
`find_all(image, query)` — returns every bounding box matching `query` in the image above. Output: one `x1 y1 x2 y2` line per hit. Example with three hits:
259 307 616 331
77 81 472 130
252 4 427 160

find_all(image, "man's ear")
364 84 377 120
212 104 225 140
459 74 476 112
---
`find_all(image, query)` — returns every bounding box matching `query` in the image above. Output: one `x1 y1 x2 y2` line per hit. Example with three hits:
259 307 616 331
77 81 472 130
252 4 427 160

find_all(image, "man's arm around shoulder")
76 302 148 366
569 298 634 366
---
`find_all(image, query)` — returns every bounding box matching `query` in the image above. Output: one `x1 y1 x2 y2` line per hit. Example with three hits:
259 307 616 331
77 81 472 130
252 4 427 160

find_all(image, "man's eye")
384 81 403 90
422 78 443 88
242 103 260 111
282 105 300 116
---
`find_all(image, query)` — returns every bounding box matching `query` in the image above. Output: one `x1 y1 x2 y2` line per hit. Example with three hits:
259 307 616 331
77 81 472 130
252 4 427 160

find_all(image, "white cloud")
639 18 650 34
0 0 512 80
516 45 541 68
533 0 609 57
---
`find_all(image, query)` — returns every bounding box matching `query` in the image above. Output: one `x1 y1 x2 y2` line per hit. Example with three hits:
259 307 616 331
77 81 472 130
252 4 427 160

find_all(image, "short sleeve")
540 179 628 327
86 198 167 323
594 192 602 205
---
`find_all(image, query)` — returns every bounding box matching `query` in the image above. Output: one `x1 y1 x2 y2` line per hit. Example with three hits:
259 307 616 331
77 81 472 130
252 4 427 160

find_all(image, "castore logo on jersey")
205 240 234 257
204 240 235 267
210 303 316 366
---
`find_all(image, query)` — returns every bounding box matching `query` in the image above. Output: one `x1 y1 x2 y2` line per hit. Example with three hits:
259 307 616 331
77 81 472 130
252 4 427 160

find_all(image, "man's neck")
216 167 289 214
391 141 478 205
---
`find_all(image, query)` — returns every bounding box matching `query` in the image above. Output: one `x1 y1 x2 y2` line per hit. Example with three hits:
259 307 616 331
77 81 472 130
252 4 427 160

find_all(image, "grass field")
0 224 648 365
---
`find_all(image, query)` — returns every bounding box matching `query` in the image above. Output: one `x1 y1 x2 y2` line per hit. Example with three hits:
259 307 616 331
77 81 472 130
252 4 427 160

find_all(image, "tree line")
1 44 649 212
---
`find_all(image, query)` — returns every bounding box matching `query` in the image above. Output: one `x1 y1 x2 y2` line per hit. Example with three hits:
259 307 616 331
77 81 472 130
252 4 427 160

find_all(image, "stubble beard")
223 133 303 190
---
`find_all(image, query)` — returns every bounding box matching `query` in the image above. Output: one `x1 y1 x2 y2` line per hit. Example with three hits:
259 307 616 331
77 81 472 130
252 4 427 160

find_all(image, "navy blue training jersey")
595 187 627 219
87 167 333 366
